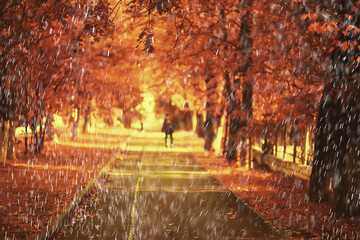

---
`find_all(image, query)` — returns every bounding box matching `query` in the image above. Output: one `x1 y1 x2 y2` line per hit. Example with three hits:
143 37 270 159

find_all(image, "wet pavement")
56 132 281 239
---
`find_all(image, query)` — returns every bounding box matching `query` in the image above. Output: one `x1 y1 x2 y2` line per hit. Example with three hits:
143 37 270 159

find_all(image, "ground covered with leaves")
197 154 360 239
0 131 126 240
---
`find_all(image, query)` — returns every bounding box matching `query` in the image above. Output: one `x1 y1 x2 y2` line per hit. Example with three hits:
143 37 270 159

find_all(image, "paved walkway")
57 132 280 239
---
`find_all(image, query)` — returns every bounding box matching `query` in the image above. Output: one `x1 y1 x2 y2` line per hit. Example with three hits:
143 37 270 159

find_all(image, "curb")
253 150 311 181
36 139 129 240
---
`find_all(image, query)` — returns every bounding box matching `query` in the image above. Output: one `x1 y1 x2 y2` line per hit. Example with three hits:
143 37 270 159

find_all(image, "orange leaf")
341 42 348 52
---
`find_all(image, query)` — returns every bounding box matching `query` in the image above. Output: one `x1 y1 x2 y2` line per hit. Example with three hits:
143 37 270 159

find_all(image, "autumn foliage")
1 0 360 220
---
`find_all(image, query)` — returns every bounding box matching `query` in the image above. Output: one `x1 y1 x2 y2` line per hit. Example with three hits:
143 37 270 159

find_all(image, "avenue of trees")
0 0 144 156
0 0 359 217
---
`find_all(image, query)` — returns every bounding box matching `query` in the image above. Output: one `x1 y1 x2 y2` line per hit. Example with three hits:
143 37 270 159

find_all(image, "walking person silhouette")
161 114 174 148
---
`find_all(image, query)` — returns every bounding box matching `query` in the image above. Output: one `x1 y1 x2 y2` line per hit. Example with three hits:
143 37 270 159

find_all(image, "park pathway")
57 132 281 239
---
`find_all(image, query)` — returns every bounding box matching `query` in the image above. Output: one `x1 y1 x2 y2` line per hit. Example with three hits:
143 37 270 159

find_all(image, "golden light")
10 162 85 172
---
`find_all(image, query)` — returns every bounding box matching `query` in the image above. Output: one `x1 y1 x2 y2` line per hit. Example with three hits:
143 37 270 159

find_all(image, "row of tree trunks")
21 111 55 155
259 120 310 164
28 115 46 153
22 82 47 154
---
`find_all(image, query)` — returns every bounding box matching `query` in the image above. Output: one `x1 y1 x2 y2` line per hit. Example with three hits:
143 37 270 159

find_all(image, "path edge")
35 141 128 240
195 153 287 239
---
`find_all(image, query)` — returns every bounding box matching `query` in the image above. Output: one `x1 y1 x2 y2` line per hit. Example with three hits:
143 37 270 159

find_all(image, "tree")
307 0 360 217
0 0 115 156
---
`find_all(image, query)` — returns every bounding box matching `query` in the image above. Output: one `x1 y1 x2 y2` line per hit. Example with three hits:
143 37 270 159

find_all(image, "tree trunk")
83 111 91 133
70 107 80 139
203 58 217 152
204 112 215 152
222 69 231 157
185 111 192 131
0 120 10 164
240 82 252 166
283 125 287 159
7 118 16 160
341 95 360 216
71 117 78 139
248 136 252 169
24 82 28 155
308 1 360 216
227 118 241 163
230 0 253 163
226 75 241 163
263 121 268 153
331 97 347 215
301 126 306 164
305 126 310 165
226 87 250 163
45 112 54 141
227 125 237 162
122 110 132 129
293 141 297 163
324 89 352 216
343 141 360 216
275 130 278 157
212 114 224 155
240 137 246 166
309 87 333 203
41 116 46 150
38 116 43 152
196 113 204 138
192 111 197 133
25 121 28 155
292 120 298 163
32 116 39 153
222 115 229 155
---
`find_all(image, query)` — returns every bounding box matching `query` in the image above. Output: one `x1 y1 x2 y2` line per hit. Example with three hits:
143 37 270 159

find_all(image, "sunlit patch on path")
8 162 85 171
